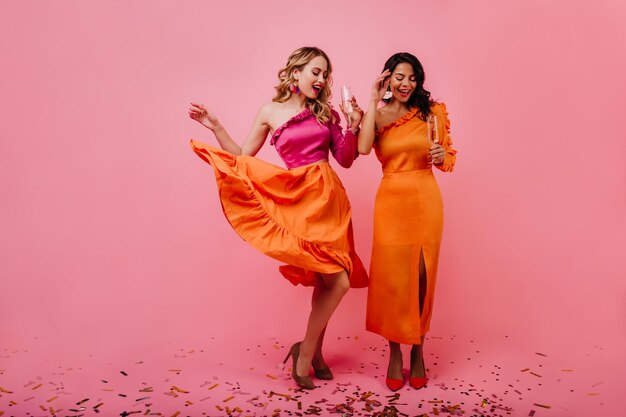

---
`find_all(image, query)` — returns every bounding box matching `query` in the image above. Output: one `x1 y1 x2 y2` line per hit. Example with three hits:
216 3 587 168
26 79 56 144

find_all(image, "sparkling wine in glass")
427 114 439 144
341 85 353 115
341 86 353 112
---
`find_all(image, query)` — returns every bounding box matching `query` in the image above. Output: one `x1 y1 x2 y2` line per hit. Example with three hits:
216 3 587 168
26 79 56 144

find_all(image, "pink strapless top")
269 108 358 169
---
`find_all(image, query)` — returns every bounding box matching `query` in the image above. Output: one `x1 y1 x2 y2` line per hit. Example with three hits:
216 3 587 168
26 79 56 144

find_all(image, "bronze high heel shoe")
312 356 334 380
283 342 315 390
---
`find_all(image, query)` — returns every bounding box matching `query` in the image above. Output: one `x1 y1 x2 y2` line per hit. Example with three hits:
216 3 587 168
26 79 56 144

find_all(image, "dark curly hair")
382 52 434 121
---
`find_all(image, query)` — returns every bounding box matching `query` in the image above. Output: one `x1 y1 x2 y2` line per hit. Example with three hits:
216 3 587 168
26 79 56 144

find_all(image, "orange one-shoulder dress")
366 103 456 344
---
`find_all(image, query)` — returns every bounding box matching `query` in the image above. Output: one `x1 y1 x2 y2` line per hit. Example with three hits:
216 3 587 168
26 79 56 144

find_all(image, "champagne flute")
427 115 440 166
341 86 353 124
427 114 439 144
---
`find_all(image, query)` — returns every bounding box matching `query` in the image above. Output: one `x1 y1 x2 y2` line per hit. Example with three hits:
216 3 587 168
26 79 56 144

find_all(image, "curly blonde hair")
273 47 333 124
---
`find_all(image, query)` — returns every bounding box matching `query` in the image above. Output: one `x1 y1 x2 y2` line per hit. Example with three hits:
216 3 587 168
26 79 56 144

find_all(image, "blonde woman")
188 47 368 390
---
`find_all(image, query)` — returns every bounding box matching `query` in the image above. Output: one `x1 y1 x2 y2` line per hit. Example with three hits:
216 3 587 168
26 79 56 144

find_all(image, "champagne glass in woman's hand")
427 115 445 166
339 92 363 131
189 102 221 131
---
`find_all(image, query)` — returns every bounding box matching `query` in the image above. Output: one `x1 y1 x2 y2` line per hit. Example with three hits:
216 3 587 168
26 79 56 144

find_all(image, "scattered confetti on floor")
0 333 614 416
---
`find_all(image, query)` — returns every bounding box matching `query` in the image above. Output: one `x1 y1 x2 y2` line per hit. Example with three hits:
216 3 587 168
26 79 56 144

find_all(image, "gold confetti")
428 400 444 403
77 398 89 405
481 398 489 407
533 403 551 408
269 391 291 399
587 393 600 396
139 387 154 392
530 372 542 377
266 374 277 380
46 396 58 402
520 368 530 372
168 369 182 372
170 412 180 417
561 369 574 372
171 385 189 393
207 383 219 390
534 352 547 357
0 386 13 393
223 395 235 402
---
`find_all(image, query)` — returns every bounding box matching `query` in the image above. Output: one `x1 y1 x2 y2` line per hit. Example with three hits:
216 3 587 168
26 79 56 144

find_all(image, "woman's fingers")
429 144 445 162
190 103 208 114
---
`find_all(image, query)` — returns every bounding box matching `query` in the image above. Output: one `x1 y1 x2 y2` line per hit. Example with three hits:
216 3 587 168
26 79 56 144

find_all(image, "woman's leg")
311 281 329 369
411 250 428 377
296 270 349 377
410 336 426 377
387 340 403 380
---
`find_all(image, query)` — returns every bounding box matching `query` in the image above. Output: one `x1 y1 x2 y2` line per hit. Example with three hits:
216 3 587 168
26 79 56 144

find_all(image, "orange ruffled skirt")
190 140 368 288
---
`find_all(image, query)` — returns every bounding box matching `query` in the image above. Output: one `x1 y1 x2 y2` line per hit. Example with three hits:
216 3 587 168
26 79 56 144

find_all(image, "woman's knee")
330 271 350 295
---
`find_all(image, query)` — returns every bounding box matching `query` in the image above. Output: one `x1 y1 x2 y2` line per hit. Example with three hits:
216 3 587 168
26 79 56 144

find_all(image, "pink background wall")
1 0 624 403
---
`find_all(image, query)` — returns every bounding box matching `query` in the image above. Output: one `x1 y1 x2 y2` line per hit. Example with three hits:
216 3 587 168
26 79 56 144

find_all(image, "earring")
382 87 393 101
290 82 300 95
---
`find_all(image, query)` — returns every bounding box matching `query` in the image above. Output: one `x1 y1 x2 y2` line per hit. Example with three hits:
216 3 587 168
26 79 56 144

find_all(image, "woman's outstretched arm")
188 102 271 156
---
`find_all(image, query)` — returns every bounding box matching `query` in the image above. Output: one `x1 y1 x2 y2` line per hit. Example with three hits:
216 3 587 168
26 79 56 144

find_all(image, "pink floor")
1 327 619 417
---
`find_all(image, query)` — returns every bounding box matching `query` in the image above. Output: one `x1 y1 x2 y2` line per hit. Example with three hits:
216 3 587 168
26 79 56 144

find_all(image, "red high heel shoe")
386 355 404 391
386 376 405 391
409 357 427 389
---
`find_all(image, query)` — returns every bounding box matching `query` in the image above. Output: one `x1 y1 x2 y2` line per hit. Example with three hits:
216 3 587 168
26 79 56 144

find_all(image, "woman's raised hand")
371 69 391 103
189 102 221 131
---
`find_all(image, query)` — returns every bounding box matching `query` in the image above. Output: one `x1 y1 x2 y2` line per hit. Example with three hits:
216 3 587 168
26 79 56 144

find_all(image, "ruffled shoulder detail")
376 107 420 135
431 101 451 133
270 108 313 146
432 101 448 118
